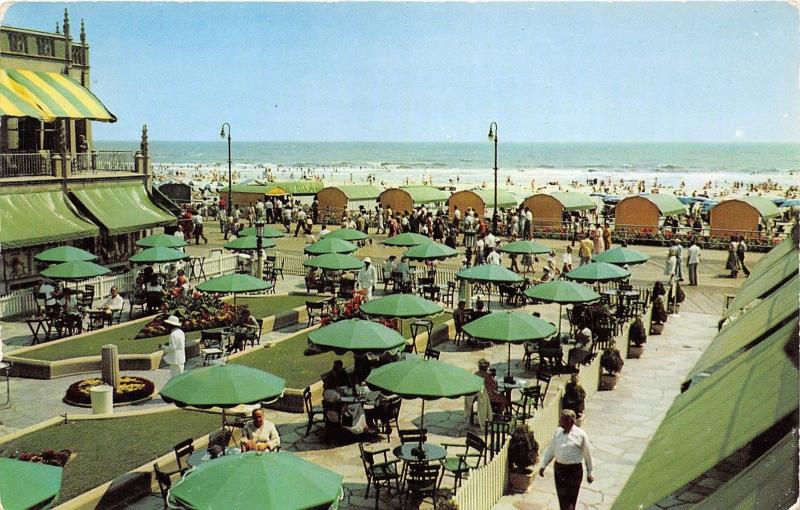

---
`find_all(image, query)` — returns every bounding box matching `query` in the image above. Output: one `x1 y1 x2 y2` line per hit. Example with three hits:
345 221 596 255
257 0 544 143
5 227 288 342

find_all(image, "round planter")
599 373 618 391
650 323 664 335
628 346 644 359
508 471 533 494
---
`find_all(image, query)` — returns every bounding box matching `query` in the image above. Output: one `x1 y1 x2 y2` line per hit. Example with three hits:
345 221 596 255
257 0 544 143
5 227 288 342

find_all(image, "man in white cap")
162 315 186 378
356 257 378 301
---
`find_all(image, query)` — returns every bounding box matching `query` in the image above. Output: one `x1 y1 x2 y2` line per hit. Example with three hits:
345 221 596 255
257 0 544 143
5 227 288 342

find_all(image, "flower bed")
320 290 398 330
64 376 155 405
136 293 241 338
11 449 74 467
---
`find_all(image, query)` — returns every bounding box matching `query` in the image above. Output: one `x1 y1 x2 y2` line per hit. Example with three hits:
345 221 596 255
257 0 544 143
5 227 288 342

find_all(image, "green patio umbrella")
168 451 343 510
303 253 365 271
224 236 277 251
304 238 358 255
0 457 63 510
565 261 631 283
456 263 524 310
322 228 370 242
34 246 97 263
463 312 557 380
239 226 286 239
592 246 650 266
136 233 188 248
498 240 551 255
403 242 459 261
360 294 443 319
40 260 110 281
129 247 189 265
382 232 432 247
196 274 272 295
524 280 601 335
366 358 483 454
307 319 406 355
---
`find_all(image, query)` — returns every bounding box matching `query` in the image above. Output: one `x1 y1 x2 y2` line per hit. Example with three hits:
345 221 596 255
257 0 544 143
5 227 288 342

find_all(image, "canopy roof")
230 184 266 194
400 186 450 204
722 245 798 320
714 196 782 218
471 189 519 208
327 184 381 200
547 191 597 211
0 190 99 248
265 181 324 196
70 184 175 235
611 325 798 510
637 193 686 215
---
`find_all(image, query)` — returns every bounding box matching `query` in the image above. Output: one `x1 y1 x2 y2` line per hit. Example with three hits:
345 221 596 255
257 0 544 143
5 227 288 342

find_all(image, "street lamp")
220 123 232 217
255 219 265 279
487 122 499 235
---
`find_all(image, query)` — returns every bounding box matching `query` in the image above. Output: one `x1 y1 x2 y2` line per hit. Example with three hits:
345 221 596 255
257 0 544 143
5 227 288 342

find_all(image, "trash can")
89 385 113 414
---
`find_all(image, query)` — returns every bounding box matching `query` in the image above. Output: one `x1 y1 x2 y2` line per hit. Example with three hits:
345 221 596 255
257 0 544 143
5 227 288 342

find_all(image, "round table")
496 377 529 393
187 447 241 467
393 443 446 462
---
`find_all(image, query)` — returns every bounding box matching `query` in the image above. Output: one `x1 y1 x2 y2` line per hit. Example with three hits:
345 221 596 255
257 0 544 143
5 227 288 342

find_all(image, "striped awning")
0 68 116 122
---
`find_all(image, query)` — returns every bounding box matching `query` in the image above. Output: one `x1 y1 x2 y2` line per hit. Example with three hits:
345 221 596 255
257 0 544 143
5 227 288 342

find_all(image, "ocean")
94 141 799 190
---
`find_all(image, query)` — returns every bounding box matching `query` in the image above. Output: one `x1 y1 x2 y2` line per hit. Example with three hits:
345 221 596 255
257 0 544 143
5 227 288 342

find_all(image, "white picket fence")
451 436 510 509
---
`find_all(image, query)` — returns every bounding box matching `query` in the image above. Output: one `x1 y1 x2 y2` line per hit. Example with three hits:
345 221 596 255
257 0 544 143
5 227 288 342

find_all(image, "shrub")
629 316 648 346
508 424 539 474
601 348 624 375
562 374 586 415
14 449 73 467
136 293 242 338
65 376 155 405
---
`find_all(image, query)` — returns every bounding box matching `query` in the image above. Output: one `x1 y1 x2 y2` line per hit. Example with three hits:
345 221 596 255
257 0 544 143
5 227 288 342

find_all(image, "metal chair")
510 386 540 421
522 341 539 370
533 372 552 409
173 438 195 471
398 428 427 445
439 432 486 489
303 386 325 436
483 417 511 462
306 300 326 327
442 281 456 308
153 463 185 509
359 442 401 510
403 463 442 509
200 330 224 365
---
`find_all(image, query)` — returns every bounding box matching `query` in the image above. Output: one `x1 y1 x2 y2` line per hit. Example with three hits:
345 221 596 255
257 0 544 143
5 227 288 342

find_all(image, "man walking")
539 410 594 510
162 315 186 378
687 239 701 286
578 235 594 266
356 257 378 301
737 235 750 277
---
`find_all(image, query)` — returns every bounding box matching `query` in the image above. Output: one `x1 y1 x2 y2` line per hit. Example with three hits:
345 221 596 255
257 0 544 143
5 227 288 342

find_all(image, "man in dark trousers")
539 410 594 510
737 235 750 277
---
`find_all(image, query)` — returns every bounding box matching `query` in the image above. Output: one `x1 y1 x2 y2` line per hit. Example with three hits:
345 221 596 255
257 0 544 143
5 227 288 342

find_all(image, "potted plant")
562 374 586 425
599 348 624 390
628 315 648 358
507 424 539 493
650 296 668 335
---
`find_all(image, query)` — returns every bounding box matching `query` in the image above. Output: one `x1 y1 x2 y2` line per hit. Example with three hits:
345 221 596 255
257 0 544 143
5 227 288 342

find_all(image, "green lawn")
232 313 453 388
0 410 221 502
18 295 325 362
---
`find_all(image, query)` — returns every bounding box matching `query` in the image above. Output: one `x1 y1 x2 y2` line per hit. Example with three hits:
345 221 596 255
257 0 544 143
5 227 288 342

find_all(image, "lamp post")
255 219 265 279
220 123 232 217
487 122 499 235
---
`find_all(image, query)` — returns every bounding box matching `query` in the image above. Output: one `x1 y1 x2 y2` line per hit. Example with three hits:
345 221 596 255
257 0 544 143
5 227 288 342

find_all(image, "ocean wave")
657 164 683 169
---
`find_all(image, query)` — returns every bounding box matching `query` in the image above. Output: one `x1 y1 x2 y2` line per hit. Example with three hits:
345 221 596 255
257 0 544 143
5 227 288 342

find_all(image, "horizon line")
93 139 800 144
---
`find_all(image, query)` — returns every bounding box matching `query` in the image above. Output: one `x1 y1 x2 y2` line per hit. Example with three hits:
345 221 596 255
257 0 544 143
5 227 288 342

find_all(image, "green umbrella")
136 233 188 248
40 260 110 281
196 274 272 294
524 280 601 335
168 451 343 510
456 264 524 284
0 457 62 510
498 240 551 255
403 242 459 261
322 228 369 242
160 364 285 409
224 236 277 251
593 246 650 266
463 312 557 380
360 294 443 319
382 232 432 247
307 319 406 355
129 247 189 265
565 261 631 283
239 226 286 239
303 253 365 271
304 238 358 255
34 246 97 263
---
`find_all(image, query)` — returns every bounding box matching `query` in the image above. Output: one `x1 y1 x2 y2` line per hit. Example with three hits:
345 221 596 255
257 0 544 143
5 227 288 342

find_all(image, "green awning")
686 277 798 384
472 189 519 209
0 190 99 248
737 196 782 218
611 328 799 510
230 184 265 194
639 194 686 216
549 192 597 211
331 185 381 201
70 184 176 235
266 181 324 195
401 186 450 204
692 431 798 510
722 247 798 320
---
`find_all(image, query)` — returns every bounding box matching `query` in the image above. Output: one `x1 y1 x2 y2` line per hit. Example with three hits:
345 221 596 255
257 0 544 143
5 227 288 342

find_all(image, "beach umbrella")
525 280 601 335
456 263 523 310
498 240 551 255
403 242 459 261
129 247 189 265
303 238 358 255
322 228 370 242
136 233 188 248
592 246 650 266
239 226 285 239
307 319 406 355
602 195 622 204
34 246 97 263
383 232 432 247
196 273 272 295
168 451 343 510
780 198 800 208
463 312 557 380
224 236 277 251
366 358 483 453
0 457 63 510
40 260 110 281
360 294 443 319
303 253 364 271
565 261 630 283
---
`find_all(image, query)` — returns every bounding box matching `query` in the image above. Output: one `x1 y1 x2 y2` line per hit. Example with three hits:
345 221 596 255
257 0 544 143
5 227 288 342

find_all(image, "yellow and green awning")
70 184 175 235
0 68 115 122
0 190 99 248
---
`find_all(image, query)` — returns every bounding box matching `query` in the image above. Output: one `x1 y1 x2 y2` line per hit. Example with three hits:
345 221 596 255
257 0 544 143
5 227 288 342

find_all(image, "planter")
599 373 618 391
508 471 534 494
628 346 644 359
650 323 664 335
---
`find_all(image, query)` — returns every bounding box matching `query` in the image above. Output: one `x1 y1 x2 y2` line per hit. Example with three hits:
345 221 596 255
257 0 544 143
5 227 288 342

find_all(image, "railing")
0 152 51 178
451 435 510 509
71 151 136 174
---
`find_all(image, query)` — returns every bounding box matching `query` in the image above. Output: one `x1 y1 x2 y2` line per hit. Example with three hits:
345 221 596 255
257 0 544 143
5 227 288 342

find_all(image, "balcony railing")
0 152 51 178
72 151 136 174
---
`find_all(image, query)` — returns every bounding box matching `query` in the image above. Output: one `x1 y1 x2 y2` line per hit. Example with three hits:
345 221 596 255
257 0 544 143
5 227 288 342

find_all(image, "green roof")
400 186 450 204
71 184 176 235
549 192 597 211
735 196 782 218
229 184 265 194
638 194 686 215
328 185 381 201
0 190 99 248
692 431 798 510
472 189 519 208
265 181 324 195
611 323 799 510
685 276 798 384
722 245 798 320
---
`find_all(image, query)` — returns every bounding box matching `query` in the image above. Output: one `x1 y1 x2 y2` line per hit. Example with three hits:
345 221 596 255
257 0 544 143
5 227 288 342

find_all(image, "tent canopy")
0 189 99 248
70 184 176 235
400 186 450 204
637 193 686 215
326 184 381 201
265 181 324 196
471 189 519 209
547 191 597 211
732 196 782 218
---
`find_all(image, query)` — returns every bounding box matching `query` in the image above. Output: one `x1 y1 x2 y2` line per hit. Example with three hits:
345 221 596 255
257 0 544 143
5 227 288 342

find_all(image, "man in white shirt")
356 257 378 301
162 315 186 377
242 408 280 451
37 280 58 307
319 224 331 238
100 287 124 314
687 240 701 286
192 212 208 244
294 208 307 237
484 231 497 251
539 410 594 510
486 248 501 265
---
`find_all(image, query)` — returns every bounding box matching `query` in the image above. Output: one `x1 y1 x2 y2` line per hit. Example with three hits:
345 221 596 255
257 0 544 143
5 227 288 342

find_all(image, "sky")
2 2 798 143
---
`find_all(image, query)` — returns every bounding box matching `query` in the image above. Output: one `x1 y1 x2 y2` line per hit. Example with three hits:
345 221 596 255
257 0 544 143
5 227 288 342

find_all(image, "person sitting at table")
474 358 508 414
305 267 321 293
395 257 411 290
145 273 164 312
238 308 260 345
99 287 124 319
471 298 489 321
325 359 351 389
454 300 468 336
242 409 280 452
533 266 554 284
37 279 59 310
